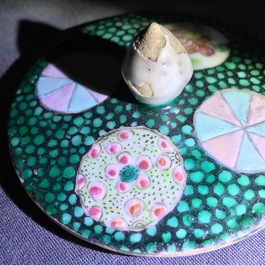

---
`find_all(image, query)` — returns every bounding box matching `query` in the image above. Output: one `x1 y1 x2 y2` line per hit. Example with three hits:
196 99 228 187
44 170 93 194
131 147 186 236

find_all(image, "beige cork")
134 82 154 96
133 22 187 62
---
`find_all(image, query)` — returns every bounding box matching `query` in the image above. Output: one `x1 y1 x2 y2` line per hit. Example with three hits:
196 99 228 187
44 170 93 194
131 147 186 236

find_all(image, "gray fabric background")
0 1 264 264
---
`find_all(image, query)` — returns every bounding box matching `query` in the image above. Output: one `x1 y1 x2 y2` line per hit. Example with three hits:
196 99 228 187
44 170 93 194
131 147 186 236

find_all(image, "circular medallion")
165 23 230 70
75 126 186 231
194 89 265 173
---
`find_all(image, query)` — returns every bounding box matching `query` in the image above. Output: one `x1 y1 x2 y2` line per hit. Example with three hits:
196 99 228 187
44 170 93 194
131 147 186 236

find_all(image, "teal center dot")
119 165 139 183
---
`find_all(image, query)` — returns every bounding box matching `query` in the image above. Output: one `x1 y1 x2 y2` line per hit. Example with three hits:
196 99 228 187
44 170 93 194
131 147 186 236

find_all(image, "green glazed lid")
8 12 265 256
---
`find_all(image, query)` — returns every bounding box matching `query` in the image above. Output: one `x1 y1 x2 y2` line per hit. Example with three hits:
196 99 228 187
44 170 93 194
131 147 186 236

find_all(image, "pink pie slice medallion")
194 89 265 173
36 63 108 113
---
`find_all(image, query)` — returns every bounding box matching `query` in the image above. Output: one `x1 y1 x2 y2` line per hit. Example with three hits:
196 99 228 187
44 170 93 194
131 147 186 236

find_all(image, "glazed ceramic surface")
8 13 265 256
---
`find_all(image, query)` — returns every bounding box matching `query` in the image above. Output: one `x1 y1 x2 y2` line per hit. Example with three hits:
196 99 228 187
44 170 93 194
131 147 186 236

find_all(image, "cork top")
133 22 187 62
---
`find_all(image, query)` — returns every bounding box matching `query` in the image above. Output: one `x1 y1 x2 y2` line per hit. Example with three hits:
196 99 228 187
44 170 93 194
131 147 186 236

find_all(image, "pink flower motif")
158 138 173 152
151 204 166 219
106 143 121 155
136 173 150 189
136 156 152 171
87 144 101 158
109 218 127 230
156 155 172 170
116 181 131 193
124 199 144 217
173 166 186 183
88 181 106 201
118 152 131 165
87 207 102 221
76 174 86 190
118 130 132 141
105 164 119 179
171 30 215 57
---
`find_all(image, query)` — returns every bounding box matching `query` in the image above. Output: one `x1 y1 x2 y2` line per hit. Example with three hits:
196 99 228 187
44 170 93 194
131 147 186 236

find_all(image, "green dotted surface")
8 13 265 256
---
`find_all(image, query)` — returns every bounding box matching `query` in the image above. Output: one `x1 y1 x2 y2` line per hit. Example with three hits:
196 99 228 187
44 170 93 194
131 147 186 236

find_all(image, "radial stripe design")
36 64 108 113
194 89 265 173
195 112 241 142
